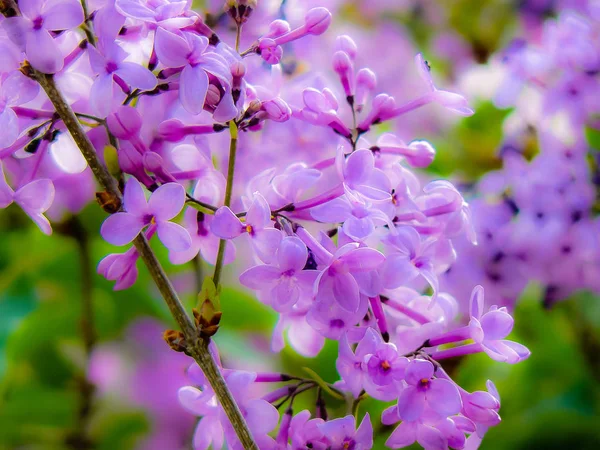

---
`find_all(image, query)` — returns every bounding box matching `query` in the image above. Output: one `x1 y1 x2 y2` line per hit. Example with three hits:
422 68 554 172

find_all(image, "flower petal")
239 265 281 290
115 62 157 90
148 182 185 220
427 378 462 417
123 177 148 216
156 221 192 252
277 236 307 272
397 386 425 422
210 207 243 239
179 64 209 115
26 29 63 73
101 212 145 246
43 0 84 30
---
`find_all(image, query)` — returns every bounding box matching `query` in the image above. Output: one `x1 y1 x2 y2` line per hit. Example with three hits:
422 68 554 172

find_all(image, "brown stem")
21 68 257 449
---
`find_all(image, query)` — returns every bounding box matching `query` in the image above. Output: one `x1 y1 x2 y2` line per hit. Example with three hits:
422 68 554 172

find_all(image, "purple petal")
310 196 352 223
355 413 373 448
0 163 14 208
469 285 484 320
2 71 39 106
427 378 462 417
210 207 243 239
239 265 281 290
18 0 41 18
381 405 400 426
43 0 84 30
381 255 419 289
27 212 53 235
405 359 434 386
245 399 279 434
101 212 145 246
340 247 385 272
156 221 192 252
148 182 185 220
251 228 282 264
123 177 148 216
344 149 374 185
154 27 190 68
246 192 272 230
115 62 157 90
115 0 157 21
397 386 425 422
26 29 63 73
386 421 417 448
416 425 447 450
343 216 374 241
332 272 360 312
179 64 209 115
277 236 307 272
13 179 54 213
0 109 18 149
90 74 115 118
270 278 300 312
480 309 514 340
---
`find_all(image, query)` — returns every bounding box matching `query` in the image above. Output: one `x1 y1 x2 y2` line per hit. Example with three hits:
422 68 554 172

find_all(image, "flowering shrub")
9 0 596 449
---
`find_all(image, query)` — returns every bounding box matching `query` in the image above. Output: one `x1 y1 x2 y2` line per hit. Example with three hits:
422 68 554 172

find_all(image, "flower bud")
335 35 357 60
304 7 332 35
261 97 292 122
258 38 283 64
406 140 436 168
266 19 291 38
158 119 186 142
107 106 142 139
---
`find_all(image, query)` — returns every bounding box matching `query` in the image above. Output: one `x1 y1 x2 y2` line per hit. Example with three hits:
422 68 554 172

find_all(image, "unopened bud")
335 35 357 60
106 105 142 139
163 329 188 353
304 7 332 35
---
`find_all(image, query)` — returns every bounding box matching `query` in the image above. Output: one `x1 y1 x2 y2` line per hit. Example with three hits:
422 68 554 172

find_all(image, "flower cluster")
0 0 531 449
441 3 600 310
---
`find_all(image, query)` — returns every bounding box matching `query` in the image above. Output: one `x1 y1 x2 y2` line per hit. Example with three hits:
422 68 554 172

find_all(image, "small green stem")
212 122 238 287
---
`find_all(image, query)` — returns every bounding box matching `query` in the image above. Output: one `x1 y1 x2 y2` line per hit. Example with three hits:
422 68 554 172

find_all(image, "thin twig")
212 122 238 287
23 68 258 450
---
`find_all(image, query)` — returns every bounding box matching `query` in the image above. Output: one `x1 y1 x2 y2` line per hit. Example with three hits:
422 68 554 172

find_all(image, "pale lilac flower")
210 192 282 263
179 370 279 450
97 246 139 291
101 178 191 251
239 236 318 312
0 162 54 235
396 359 462 421
154 28 230 114
2 0 84 73
88 39 157 117
288 410 327 450
469 286 531 363
318 414 373 450
0 72 39 148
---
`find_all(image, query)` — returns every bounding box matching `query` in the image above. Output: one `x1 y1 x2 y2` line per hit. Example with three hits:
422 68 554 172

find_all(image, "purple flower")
210 192 282 263
100 178 191 251
154 28 231 114
0 72 39 148
3 0 84 73
366 340 408 387
336 329 379 398
288 410 327 450
179 370 279 450
115 0 194 28
239 236 318 312
0 162 55 235
97 246 139 291
340 148 391 201
469 286 531 363
311 188 394 242
396 359 462 422
318 413 373 450
414 53 473 116
88 39 157 117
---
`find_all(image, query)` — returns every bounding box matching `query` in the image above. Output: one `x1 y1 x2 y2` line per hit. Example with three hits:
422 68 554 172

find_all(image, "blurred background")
1 0 600 449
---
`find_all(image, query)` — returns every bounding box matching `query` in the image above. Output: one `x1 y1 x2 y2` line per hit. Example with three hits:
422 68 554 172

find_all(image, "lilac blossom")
101 177 191 251
2 0 84 73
